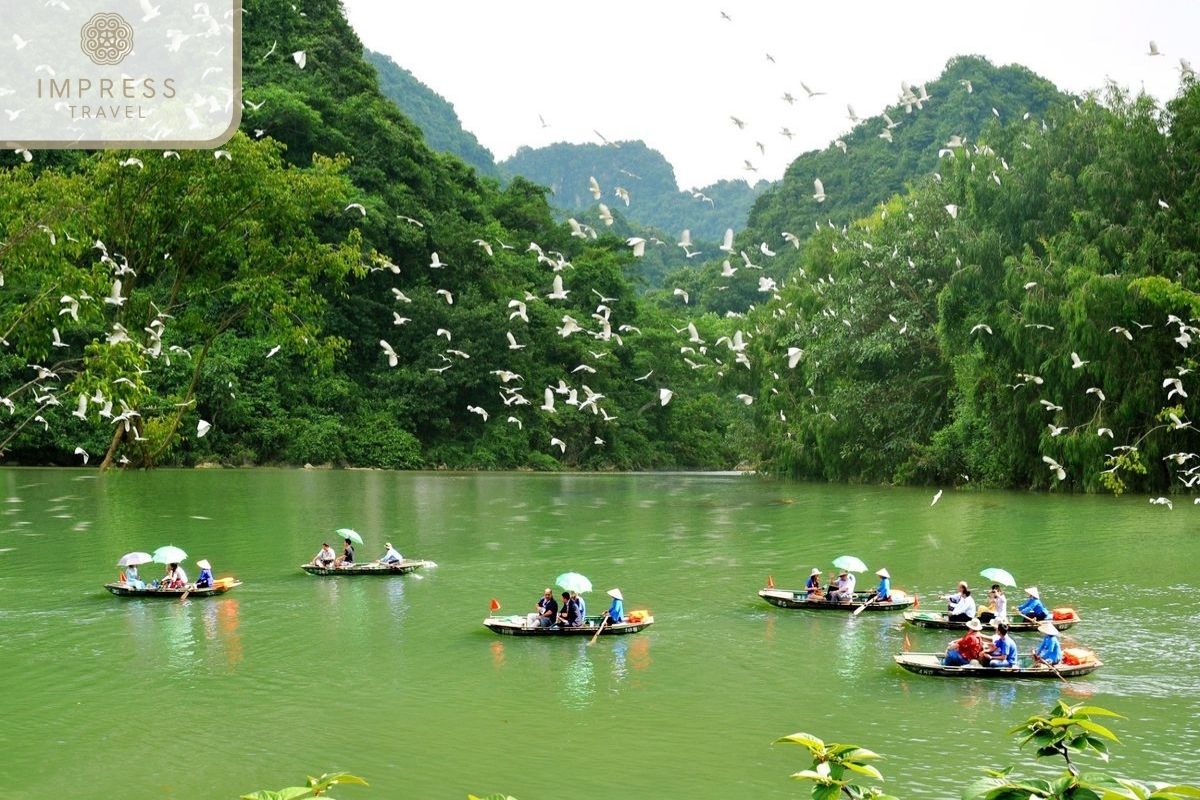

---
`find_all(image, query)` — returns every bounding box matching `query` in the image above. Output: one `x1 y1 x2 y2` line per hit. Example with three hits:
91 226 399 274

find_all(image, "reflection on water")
558 643 595 710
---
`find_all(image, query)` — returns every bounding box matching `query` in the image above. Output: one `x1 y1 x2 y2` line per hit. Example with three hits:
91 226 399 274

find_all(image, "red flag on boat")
489 598 501 612
767 575 775 589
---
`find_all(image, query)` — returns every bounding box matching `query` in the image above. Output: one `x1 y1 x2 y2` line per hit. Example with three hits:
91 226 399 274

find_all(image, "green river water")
0 469 1197 799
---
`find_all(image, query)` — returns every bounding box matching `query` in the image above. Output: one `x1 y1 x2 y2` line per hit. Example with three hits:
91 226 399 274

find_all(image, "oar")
588 614 609 645
852 594 879 617
1033 653 1067 683
180 585 190 602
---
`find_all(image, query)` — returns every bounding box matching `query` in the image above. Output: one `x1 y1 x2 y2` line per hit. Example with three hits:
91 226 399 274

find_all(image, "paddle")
588 613 609 645
1033 652 1067 683
180 585 190 602
852 594 879 616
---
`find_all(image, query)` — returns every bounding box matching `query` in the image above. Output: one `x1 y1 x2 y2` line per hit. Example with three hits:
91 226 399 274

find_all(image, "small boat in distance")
484 614 654 637
300 559 436 576
893 652 1102 679
758 587 914 611
904 610 1081 631
105 577 242 598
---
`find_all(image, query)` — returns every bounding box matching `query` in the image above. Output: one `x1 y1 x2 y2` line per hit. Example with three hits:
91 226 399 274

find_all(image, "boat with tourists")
483 612 654 637
300 559 436 576
105 577 242 598
893 651 1102 678
903 609 1081 631
758 587 914 611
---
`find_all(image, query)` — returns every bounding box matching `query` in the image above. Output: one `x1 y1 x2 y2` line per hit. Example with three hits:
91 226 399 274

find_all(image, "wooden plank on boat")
482 615 655 637
893 652 1101 678
758 588 914 611
104 580 242 598
299 559 434 576
903 611 1080 631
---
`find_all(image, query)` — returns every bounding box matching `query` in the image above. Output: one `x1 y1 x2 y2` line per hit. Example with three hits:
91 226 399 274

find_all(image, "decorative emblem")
80 12 134 66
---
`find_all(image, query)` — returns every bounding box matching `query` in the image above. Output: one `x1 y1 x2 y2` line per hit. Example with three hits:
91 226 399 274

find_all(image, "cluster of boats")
758 570 1101 680
104 544 1100 677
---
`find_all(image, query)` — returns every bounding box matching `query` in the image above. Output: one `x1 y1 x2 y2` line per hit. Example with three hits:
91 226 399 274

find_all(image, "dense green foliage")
743 78 1200 492
500 139 769 245
0 0 744 472
364 50 499 178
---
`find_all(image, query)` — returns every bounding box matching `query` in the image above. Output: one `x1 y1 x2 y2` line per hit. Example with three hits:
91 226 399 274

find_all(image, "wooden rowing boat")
104 579 242 598
483 615 654 637
903 611 1080 631
300 559 435 576
893 652 1102 678
758 588 914 611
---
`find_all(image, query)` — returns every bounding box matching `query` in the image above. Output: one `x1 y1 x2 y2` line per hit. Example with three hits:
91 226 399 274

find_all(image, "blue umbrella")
980 567 1016 587
555 572 592 594
832 555 868 573
152 545 187 564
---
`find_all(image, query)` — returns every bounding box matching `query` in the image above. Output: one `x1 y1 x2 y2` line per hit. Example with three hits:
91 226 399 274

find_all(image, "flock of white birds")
5 4 1197 510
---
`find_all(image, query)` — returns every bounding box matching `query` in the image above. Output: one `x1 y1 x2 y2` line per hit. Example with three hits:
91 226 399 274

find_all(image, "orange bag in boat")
1062 647 1095 666
1052 607 1077 621
214 576 235 589
626 609 648 623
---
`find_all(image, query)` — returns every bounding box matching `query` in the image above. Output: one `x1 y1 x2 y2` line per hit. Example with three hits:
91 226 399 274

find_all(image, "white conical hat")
875 568 890 578
1024 586 1040 599
1037 622 1060 636
966 618 983 631
196 559 211 570
810 567 822 576
606 588 623 600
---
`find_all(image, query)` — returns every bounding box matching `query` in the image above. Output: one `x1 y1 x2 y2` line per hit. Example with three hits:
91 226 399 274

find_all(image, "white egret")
812 179 826 203
197 419 212 437
379 340 398 367
547 275 569 300
1042 455 1066 481
659 388 674 406
550 437 566 453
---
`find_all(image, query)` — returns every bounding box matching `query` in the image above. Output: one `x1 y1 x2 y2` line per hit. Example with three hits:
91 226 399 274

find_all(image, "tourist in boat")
195 559 213 589
124 563 145 590
980 585 1007 625
981 622 1018 668
1017 586 1050 621
534 587 558 627
805 567 824 599
604 588 625 623
872 568 891 602
1032 622 1063 666
943 618 986 666
164 562 187 590
557 591 581 627
335 538 355 567
570 590 586 622
312 543 336 568
829 570 856 603
377 542 403 565
947 587 976 622
944 581 969 611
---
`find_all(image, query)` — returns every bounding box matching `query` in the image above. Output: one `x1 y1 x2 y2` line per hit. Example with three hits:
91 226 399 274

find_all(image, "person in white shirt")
831 570 857 602
948 587 977 622
378 542 403 564
165 563 187 590
312 543 336 568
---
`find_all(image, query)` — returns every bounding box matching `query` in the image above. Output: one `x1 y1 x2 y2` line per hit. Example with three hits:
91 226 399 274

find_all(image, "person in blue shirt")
377 542 402 564
195 559 214 589
1018 586 1049 621
982 622 1018 668
534 588 558 627
1032 622 1063 666
873 568 891 602
604 588 624 624
556 591 581 627
570 591 586 623
805 568 824 599
124 563 145 590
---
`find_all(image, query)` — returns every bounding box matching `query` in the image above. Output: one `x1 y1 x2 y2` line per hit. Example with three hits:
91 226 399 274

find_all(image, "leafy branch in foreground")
775 731 897 800
240 771 367 800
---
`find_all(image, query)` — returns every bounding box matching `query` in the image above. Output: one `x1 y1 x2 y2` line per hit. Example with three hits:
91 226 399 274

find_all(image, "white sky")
341 1 1198 189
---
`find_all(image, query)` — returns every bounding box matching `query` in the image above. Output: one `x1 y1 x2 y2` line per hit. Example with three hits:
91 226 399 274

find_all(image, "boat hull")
300 559 433 576
903 611 1080 631
759 588 914 611
104 580 241 598
483 615 654 637
893 652 1101 678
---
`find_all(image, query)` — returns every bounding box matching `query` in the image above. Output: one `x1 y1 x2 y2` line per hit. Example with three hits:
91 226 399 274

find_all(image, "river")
0 469 1196 798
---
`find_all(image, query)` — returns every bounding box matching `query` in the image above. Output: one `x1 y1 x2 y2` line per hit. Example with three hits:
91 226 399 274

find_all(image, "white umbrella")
117 552 153 567
152 545 188 564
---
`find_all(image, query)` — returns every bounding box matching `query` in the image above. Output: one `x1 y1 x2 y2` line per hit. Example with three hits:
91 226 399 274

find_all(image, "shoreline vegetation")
2 0 1197 495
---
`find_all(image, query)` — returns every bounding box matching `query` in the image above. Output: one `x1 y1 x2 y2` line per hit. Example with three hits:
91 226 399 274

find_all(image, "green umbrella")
336 528 364 545
555 572 592 594
832 555 868 573
980 567 1016 587
152 545 187 564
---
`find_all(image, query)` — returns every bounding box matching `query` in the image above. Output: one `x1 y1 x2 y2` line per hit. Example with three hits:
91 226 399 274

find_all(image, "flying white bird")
345 202 366 216
598 204 613 226
944 204 959 219
1086 387 1106 402
392 313 410 326
105 279 125 306
1070 352 1089 369
626 237 646 257
812 179 826 203
541 388 556 413
435 289 454 304
970 323 992 335
1047 424 1067 437
1164 377 1188 399
787 347 804 369
588 176 601 200
467 405 488 422
506 416 523 429
1147 40 1163 56
720 228 735 253
74 446 88 464
392 288 412 303
736 394 753 405
673 288 689 304
930 489 943 506
506 331 525 350
1097 427 1114 438
197 419 212 437
379 340 398 367
1042 455 1066 481
547 275 569 300
550 437 566 453
292 50 306 68
659 388 674 406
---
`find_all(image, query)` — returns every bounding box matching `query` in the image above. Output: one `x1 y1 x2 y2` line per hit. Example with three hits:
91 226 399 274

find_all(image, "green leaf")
1073 718 1122 743
777 732 826 753
791 769 835 783
813 783 842 800
239 789 311 800
843 761 884 781
844 747 883 762
1072 706 1127 719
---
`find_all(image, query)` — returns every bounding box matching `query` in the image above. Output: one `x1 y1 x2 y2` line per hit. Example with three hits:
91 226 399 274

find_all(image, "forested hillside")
667 56 1067 315
1 1 1196 495
0 0 746 471
364 49 499 178
501 140 768 243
